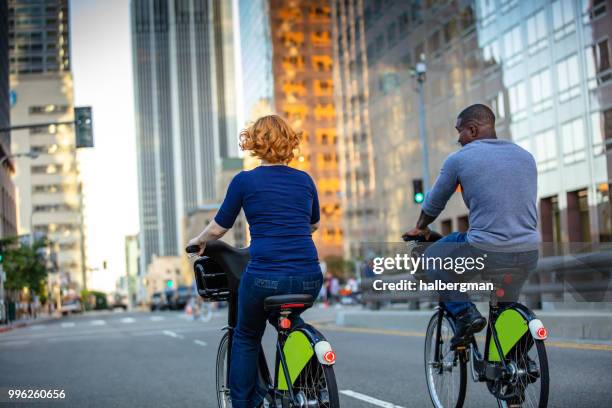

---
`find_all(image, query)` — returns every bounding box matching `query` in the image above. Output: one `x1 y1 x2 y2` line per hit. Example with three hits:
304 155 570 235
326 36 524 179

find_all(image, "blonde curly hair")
239 115 301 164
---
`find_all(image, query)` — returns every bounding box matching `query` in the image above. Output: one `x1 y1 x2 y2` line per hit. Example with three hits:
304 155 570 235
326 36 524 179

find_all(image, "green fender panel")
278 330 314 391
488 308 529 362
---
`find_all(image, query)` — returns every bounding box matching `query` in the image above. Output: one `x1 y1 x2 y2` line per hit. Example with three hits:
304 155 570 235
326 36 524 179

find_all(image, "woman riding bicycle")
187 115 323 408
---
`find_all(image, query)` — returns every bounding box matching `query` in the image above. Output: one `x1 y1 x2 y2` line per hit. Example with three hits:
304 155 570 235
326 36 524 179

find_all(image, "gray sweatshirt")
422 139 540 251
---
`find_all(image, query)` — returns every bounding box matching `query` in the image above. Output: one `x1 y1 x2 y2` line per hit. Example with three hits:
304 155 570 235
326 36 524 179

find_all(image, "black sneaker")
450 306 487 349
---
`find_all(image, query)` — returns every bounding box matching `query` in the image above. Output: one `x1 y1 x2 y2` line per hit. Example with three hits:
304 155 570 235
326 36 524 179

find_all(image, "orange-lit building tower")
269 0 343 259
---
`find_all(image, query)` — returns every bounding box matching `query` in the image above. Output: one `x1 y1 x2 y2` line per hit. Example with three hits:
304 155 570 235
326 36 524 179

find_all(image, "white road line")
121 317 136 324
29 325 45 330
340 390 405 408
194 340 207 347
60 322 75 328
162 330 184 339
150 316 165 321
91 320 106 326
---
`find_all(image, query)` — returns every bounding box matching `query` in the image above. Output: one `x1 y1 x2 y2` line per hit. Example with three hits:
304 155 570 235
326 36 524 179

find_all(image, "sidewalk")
335 308 612 342
0 313 59 333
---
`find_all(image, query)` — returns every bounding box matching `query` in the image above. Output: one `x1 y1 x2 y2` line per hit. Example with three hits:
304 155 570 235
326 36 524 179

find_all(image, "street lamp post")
411 56 430 192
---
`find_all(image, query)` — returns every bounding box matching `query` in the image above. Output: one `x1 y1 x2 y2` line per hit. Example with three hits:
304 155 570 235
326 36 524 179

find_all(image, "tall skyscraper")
269 0 344 259
0 0 17 240
131 0 239 273
8 0 87 289
333 0 611 257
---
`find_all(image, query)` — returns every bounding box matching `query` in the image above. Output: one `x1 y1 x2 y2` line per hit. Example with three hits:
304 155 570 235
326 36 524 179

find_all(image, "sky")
70 0 139 292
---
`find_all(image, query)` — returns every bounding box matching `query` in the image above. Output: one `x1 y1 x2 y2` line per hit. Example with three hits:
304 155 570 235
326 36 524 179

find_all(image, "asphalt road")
0 308 611 407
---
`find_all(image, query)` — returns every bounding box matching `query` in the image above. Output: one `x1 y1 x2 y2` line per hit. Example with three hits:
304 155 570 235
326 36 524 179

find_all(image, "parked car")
150 291 167 311
60 298 83 316
107 292 128 310
173 286 192 310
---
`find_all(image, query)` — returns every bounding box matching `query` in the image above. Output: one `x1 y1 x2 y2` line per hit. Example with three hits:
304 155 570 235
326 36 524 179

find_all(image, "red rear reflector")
537 327 548 339
323 350 336 363
279 318 291 330
495 288 505 298
281 303 305 309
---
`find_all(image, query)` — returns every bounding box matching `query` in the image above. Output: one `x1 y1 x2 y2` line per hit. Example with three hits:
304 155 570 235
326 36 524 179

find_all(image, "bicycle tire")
424 312 467 408
291 357 340 408
495 337 549 408
216 331 231 408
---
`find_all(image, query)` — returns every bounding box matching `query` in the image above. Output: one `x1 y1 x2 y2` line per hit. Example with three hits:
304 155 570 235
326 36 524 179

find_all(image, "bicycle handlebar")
185 244 201 254
402 230 443 243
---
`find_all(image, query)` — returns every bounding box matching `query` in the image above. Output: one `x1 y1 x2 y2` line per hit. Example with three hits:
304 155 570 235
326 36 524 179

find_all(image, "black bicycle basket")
193 256 230 301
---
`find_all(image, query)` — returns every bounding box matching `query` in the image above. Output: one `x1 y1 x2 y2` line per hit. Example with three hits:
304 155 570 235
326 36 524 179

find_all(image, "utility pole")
411 55 430 192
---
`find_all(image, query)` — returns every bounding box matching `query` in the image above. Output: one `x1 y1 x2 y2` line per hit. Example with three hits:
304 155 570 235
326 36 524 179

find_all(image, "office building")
238 0 274 122
8 0 86 289
0 0 17 239
332 0 611 258
125 234 140 307
269 0 344 259
131 0 240 275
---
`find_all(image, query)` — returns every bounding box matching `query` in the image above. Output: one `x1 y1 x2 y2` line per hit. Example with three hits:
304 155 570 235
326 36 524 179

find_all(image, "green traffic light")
0 254 3 263
414 192 425 204
166 280 173 288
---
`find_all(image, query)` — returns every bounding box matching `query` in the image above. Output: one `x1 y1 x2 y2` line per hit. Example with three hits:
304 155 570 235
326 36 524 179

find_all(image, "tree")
324 255 353 280
0 236 49 299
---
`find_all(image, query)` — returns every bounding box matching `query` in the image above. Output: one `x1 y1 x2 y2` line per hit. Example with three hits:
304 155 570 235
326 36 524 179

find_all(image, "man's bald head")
455 104 497 146
457 104 496 127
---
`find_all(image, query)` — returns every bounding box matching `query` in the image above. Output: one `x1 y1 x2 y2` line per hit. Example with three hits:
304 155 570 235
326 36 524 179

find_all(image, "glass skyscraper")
333 0 611 258
131 0 239 272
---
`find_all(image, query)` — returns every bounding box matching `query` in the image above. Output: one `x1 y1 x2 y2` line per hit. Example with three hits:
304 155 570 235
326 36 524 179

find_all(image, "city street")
1 307 611 407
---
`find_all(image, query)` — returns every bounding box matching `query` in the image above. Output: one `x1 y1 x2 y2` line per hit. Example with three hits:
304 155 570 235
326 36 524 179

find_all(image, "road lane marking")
163 330 184 339
320 324 612 352
29 325 45 330
91 320 106 326
121 317 136 324
194 340 207 347
340 390 405 408
150 316 165 321
60 322 75 328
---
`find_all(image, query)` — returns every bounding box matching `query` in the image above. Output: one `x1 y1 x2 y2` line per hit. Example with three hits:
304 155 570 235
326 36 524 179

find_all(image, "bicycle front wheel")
424 311 467 408
216 331 231 408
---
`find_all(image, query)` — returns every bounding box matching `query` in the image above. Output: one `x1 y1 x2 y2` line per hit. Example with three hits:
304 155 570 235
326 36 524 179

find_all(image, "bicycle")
186 241 340 408
403 232 549 408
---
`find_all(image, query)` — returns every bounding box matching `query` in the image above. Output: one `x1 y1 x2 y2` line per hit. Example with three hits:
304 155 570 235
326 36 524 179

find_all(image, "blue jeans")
425 232 538 316
229 269 323 408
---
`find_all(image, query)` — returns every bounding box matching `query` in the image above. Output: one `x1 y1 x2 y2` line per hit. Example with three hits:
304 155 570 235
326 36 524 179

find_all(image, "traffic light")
0 253 3 264
75 107 94 148
166 280 174 288
412 179 425 204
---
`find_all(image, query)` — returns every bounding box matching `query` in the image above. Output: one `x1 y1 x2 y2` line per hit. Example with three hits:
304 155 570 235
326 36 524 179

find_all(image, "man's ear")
468 124 478 140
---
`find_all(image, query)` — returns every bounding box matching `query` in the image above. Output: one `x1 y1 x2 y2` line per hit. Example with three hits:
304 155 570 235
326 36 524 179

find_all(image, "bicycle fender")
278 330 314 391
488 308 529 362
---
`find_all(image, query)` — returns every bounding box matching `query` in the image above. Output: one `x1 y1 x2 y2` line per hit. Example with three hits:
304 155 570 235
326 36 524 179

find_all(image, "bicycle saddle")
203 240 250 281
263 294 314 311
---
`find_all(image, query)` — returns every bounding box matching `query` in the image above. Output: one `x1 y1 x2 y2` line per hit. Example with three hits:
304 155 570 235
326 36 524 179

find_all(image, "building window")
478 0 496 26
534 129 557 171
508 81 527 121
581 0 607 23
567 189 591 242
561 117 586 164
490 91 506 120
552 0 575 40
483 40 500 68
29 104 69 115
526 9 547 54
591 108 612 155
503 25 523 66
585 38 611 88
443 18 457 43
556 54 581 102
387 22 397 47
530 69 552 113
398 12 409 36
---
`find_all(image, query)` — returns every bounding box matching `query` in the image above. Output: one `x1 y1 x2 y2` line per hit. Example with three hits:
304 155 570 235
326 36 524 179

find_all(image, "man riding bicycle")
403 104 540 349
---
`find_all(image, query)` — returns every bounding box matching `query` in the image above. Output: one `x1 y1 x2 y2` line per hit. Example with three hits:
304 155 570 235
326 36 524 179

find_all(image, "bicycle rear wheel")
424 311 467 408
291 358 340 408
494 336 549 408
216 331 231 408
